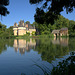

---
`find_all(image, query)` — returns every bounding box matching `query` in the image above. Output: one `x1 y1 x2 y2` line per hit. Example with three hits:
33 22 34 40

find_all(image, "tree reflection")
0 37 75 64
34 37 75 63
51 52 75 75
0 39 14 54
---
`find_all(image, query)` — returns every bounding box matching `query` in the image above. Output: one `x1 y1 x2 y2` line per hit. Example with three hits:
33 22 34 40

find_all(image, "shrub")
26 31 30 36
32 31 36 35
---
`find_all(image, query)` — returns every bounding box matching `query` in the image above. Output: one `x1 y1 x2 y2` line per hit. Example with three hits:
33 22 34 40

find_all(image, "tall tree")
29 0 75 24
25 21 30 24
0 0 9 16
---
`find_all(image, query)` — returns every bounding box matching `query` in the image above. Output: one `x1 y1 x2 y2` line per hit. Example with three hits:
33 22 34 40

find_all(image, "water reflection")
34 37 70 63
0 38 75 75
13 38 70 62
52 37 69 46
13 38 36 54
0 39 14 54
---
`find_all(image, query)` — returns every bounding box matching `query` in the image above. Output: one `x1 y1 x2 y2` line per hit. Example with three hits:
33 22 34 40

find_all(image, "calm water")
0 37 75 75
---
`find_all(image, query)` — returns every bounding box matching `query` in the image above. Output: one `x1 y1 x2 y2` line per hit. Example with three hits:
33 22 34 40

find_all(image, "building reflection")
13 38 36 54
52 37 69 46
13 39 18 52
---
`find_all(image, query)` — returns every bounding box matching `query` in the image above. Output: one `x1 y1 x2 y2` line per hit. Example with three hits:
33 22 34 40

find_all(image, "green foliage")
33 15 75 36
34 38 71 63
0 0 9 16
32 31 35 35
37 35 50 38
0 22 14 39
34 8 58 24
30 0 75 24
26 31 30 36
32 38 75 75
51 52 75 75
25 21 30 24
0 39 14 54
34 52 75 75
69 20 75 36
54 15 69 29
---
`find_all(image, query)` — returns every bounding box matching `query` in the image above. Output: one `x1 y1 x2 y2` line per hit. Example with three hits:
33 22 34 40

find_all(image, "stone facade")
13 20 36 36
52 28 68 37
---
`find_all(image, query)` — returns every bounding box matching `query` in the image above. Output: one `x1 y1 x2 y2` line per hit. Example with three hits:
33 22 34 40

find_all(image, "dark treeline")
30 0 75 25
0 0 9 17
34 15 75 36
0 22 13 38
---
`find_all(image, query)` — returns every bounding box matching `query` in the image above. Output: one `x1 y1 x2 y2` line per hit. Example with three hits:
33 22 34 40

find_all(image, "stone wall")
13 27 36 36
18 30 26 36
13 28 18 36
60 30 68 36
52 29 68 37
18 27 26 36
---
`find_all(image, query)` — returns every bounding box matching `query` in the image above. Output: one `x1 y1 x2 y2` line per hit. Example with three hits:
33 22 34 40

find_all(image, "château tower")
13 23 18 36
13 20 36 36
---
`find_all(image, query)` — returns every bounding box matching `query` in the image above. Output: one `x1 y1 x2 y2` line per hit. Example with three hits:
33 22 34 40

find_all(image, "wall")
18 30 26 36
18 27 26 36
13 28 18 36
13 27 36 36
60 30 68 36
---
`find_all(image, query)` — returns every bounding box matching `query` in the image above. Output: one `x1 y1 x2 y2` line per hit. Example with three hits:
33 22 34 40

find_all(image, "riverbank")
13 34 70 39
0 34 72 39
14 34 54 39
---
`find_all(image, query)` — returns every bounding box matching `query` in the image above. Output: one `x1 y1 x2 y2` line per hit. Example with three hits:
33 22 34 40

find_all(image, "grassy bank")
0 34 71 39
14 34 54 39
15 35 69 39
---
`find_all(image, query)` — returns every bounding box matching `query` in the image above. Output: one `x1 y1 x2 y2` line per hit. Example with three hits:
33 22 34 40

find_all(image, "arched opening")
17 30 18 36
55 33 57 37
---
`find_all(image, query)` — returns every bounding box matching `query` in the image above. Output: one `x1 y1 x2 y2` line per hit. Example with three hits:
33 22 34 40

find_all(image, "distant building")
52 28 68 37
13 20 36 36
52 30 60 37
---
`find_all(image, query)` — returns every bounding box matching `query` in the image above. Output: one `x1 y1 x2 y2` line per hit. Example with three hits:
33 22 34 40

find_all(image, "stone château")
13 20 36 36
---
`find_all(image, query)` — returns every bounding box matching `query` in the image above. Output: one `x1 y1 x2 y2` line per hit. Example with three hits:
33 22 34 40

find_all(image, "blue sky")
0 0 75 28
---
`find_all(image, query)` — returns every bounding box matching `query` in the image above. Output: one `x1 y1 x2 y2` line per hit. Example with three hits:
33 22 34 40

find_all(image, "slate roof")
13 23 18 28
13 20 36 29
52 30 60 34
25 23 35 29
60 28 68 31
28 24 34 29
18 20 25 27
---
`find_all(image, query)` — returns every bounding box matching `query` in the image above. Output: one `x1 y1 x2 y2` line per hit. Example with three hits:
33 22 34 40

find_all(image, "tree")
69 20 75 36
53 15 69 29
51 52 75 75
0 22 14 38
29 0 75 24
25 21 30 24
0 0 9 16
7 26 14 36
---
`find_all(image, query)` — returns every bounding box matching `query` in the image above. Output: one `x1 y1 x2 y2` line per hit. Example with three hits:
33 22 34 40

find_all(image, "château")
13 20 36 36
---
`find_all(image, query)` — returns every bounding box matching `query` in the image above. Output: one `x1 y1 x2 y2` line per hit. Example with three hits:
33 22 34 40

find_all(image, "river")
0 37 75 75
